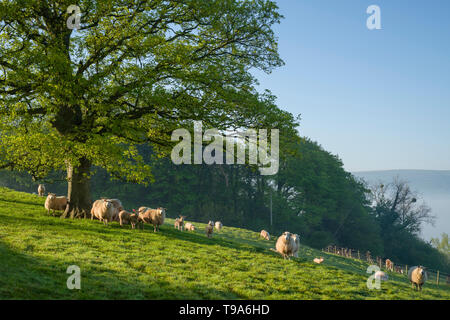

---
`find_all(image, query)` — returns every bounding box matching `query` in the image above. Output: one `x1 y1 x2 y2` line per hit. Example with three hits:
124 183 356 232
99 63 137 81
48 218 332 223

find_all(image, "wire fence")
322 245 450 286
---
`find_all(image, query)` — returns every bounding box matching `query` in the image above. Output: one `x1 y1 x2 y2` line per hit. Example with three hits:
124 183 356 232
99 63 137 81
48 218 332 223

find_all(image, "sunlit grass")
0 187 449 300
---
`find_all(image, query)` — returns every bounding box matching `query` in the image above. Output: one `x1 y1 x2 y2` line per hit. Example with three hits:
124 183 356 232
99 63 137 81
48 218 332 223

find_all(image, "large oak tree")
0 0 297 217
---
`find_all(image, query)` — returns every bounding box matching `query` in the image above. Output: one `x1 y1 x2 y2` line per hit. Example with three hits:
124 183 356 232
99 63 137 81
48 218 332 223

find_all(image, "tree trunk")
62 157 92 219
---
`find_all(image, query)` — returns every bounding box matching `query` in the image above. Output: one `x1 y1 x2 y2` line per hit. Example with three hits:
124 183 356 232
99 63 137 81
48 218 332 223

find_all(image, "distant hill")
352 170 450 241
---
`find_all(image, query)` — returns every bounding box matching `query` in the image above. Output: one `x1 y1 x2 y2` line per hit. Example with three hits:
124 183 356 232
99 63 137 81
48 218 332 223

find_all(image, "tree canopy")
0 0 298 217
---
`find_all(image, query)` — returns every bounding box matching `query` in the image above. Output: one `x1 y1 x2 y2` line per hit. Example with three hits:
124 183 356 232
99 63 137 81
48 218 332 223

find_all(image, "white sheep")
44 193 68 216
101 198 123 222
185 222 196 231
273 232 295 259
91 199 116 225
408 266 428 291
313 257 324 264
38 184 45 197
259 230 270 240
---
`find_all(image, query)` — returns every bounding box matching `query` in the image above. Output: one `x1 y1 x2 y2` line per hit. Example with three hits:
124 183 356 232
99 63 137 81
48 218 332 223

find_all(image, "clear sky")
254 0 450 172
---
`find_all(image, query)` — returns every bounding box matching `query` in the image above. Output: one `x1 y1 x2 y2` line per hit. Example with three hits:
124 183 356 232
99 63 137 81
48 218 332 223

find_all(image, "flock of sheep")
39 184 429 291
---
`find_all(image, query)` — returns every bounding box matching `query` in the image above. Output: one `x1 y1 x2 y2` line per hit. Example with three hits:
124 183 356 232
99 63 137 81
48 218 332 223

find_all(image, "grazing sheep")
408 266 428 291
38 184 45 197
205 221 214 238
91 199 116 225
374 271 389 281
215 221 223 231
289 234 300 258
101 198 123 222
385 259 394 272
313 257 324 264
185 222 196 231
119 210 138 229
138 207 166 232
259 230 270 241
44 193 68 216
174 215 186 231
273 232 295 259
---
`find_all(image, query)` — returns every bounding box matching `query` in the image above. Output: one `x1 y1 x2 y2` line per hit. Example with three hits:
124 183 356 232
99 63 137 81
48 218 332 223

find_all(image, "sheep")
138 207 166 232
91 199 116 225
313 257 324 264
44 193 68 216
385 259 394 272
272 232 295 259
290 233 300 258
101 198 123 222
408 266 428 291
374 271 388 281
215 221 223 231
185 222 196 231
174 215 186 231
205 221 214 238
259 230 270 241
38 184 45 197
119 210 138 229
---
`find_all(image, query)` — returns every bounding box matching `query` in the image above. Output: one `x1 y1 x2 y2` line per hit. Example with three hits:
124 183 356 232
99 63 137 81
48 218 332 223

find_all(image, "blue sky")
254 0 450 172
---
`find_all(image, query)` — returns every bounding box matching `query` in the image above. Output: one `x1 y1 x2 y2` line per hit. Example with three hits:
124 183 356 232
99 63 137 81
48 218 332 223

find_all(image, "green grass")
0 187 449 300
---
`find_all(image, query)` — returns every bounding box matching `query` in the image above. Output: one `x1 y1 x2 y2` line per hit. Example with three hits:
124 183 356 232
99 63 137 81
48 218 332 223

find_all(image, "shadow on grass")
0 240 240 299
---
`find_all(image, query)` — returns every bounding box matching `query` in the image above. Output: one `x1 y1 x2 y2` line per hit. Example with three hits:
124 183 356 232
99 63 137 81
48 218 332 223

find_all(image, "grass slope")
0 187 449 300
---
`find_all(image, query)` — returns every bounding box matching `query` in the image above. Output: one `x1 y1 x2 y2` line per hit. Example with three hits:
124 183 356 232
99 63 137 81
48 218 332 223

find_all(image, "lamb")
205 221 214 238
385 259 394 272
119 210 138 229
174 215 186 231
259 230 270 240
185 222 196 231
290 234 300 258
138 207 166 232
313 257 324 264
215 221 223 231
408 266 428 291
374 271 388 281
273 232 295 259
38 184 45 197
91 199 116 225
44 193 68 216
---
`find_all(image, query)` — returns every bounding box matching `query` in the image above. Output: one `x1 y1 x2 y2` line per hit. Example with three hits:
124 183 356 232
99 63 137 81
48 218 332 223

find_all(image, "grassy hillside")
352 170 450 241
0 187 449 300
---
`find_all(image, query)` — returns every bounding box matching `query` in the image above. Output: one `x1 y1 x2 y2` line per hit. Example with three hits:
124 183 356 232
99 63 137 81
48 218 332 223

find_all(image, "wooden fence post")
357 250 360 260
405 265 408 275
437 271 440 285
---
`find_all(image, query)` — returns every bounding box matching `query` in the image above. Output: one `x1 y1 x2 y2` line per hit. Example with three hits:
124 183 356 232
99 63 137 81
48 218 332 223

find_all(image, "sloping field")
0 187 448 300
